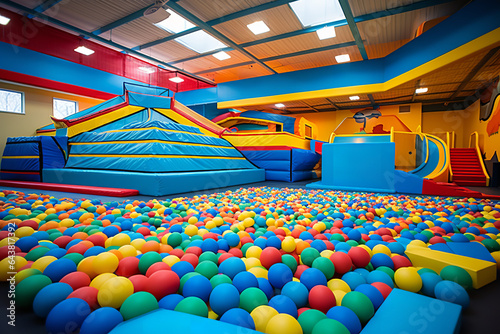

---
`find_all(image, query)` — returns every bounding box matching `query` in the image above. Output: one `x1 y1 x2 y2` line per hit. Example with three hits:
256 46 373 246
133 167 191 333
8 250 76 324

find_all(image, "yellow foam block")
405 247 496 289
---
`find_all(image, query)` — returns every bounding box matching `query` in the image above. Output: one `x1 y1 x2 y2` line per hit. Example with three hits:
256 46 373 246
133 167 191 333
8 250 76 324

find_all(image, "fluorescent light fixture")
247 21 270 35
415 87 428 94
175 30 227 53
0 14 10 25
349 96 360 101
155 9 195 34
139 66 156 74
213 51 231 61
335 54 350 63
74 46 95 56
169 77 184 83
275 103 285 108
316 26 336 40
290 0 345 27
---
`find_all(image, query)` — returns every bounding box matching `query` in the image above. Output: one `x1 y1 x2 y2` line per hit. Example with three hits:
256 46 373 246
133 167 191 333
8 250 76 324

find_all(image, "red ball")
86 234 106 247
228 248 243 258
185 246 203 257
294 264 310 279
147 270 180 300
145 262 171 277
136 226 151 236
129 274 149 292
218 253 234 265
169 249 185 259
115 257 140 277
260 247 282 269
391 255 412 270
181 253 199 268
53 236 74 248
348 247 371 268
429 236 446 244
67 286 99 310
298 307 311 317
308 285 336 313
67 243 91 255
371 282 392 299
60 271 91 290
330 251 352 275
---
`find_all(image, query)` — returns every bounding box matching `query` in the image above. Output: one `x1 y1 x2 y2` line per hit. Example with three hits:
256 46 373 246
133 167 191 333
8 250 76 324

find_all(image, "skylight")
213 51 231 61
247 21 270 35
175 30 227 54
290 0 345 27
155 9 195 34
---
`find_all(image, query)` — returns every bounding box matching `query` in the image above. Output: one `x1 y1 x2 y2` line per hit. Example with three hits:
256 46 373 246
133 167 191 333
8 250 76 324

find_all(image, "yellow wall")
421 109 471 148
0 81 102 163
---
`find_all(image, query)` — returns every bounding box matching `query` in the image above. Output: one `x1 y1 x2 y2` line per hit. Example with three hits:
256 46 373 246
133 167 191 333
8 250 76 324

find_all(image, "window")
305 124 313 138
53 98 78 119
0 88 24 114
399 105 411 114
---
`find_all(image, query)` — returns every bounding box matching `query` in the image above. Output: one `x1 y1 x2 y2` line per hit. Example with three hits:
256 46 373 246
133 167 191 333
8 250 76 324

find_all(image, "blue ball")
201 238 219 253
326 306 362 334
268 263 293 289
183 274 212 302
233 271 259 293
354 284 384 310
257 277 274 300
224 233 240 247
353 268 370 280
33 282 73 318
267 236 282 249
370 253 394 270
83 246 106 257
342 272 367 291
45 248 67 259
15 236 38 252
300 268 327 290
172 261 195 279
347 230 361 242
420 273 443 297
310 240 327 252
43 258 77 282
218 257 246 279
209 283 240 316
158 294 184 310
281 281 309 308
220 308 255 329
366 270 394 288
46 298 91 334
80 307 123 334
387 242 405 255
268 295 298 318
434 281 469 308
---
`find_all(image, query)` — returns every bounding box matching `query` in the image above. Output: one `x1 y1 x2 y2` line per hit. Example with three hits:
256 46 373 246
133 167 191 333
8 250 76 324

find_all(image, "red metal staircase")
450 148 488 186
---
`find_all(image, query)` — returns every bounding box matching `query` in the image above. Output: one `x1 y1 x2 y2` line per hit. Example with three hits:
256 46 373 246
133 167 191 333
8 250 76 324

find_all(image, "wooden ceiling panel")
178 0 275 22
147 40 199 63
177 51 252 73
205 64 271 83
111 17 170 49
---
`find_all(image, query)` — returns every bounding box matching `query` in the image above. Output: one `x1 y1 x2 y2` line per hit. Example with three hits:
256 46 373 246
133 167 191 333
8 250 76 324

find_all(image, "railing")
328 132 336 143
447 132 453 183
469 131 490 186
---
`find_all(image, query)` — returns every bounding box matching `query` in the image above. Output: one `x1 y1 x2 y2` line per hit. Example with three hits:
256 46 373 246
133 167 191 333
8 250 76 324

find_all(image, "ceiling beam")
338 0 368 60
367 94 376 105
92 6 152 35
326 98 340 110
134 27 200 50
195 61 255 75
166 1 277 74
27 0 63 18
411 79 422 102
169 47 233 65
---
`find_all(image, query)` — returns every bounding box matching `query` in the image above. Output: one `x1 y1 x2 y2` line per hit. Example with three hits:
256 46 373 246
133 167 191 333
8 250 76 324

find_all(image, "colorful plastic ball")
269 295 298 318
239 287 268 313
354 284 384 310
268 263 293 289
257 277 274 300
301 247 321 266
326 306 362 334
174 296 208 317
195 261 219 279
67 286 99 310
266 314 303 334
14 268 42 284
312 318 350 334
341 291 375 325
33 282 73 318
138 252 163 274
80 307 124 334
119 291 159 320
370 253 394 269
312 257 335 280
210 273 232 288
348 247 371 268
15 274 52 309
342 272 367 291
366 270 394 288
330 252 352 275
297 309 328 334
391 255 412 270
183 274 212 302
251 305 279 332
281 281 309 308
434 280 470 308
300 268 327 290
419 272 443 297
45 298 91 334
158 294 184 310
439 265 473 290
147 270 180 300
218 257 246 279
220 308 255 329
233 271 259 293
209 283 240 316
394 267 422 293
309 285 336 313
97 276 134 308
259 247 282 269
59 271 91 290
43 258 77 282
370 282 392 299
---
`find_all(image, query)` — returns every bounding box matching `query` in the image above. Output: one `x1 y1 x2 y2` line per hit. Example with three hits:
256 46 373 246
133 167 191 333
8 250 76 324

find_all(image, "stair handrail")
468 131 490 186
328 131 336 143
447 132 452 182
390 127 394 142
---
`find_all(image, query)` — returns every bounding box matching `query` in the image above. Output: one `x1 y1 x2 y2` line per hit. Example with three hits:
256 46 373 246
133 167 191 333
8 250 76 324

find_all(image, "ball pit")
1 187 499 334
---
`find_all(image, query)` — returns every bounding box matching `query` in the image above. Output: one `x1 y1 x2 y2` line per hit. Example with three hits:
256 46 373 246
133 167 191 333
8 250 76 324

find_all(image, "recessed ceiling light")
335 54 350 63
74 46 95 56
275 103 285 108
213 51 231 61
316 26 336 40
290 0 345 27
415 87 428 94
0 15 10 25
247 21 270 35
139 66 156 74
349 96 360 101
169 77 184 83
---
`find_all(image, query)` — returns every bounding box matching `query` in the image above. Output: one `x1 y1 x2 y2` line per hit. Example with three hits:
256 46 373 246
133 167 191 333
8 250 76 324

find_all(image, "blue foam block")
429 243 454 253
447 242 496 263
361 289 461 334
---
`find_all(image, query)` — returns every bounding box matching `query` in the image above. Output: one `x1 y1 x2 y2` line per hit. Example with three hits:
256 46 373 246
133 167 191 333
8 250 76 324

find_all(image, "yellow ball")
328 278 351 293
205 221 216 230
406 240 427 250
112 234 131 247
212 217 224 226
491 251 500 269
59 218 75 228
282 237 296 253
246 246 262 259
92 252 119 274
251 305 279 332
188 216 198 225
248 266 268 279
332 289 347 305
266 314 302 334
97 276 134 308
31 256 57 273
185 225 198 237
130 238 146 250
14 268 42 284
320 250 334 258
15 226 35 238
90 273 117 289
0 256 28 281
118 245 138 258
245 258 262 270
266 218 276 227
394 267 422 293
372 244 391 256
77 256 97 278
163 255 180 267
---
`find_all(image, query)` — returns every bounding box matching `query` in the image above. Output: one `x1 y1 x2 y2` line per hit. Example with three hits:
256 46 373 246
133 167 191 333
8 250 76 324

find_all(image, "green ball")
298 309 328 334
168 232 183 247
301 247 321 267
346 240 359 247
25 247 50 262
138 251 163 274
48 232 63 241
241 243 253 256
61 253 84 266
417 267 438 276
120 291 158 320
312 319 350 334
210 274 232 288
312 257 335 279
439 265 473 290
239 287 268 313
330 234 345 242
281 254 298 273
341 291 375 325
179 272 201 294
482 239 500 252
180 240 191 250
15 274 52 309
376 266 395 281
195 261 219 279
174 296 208 317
